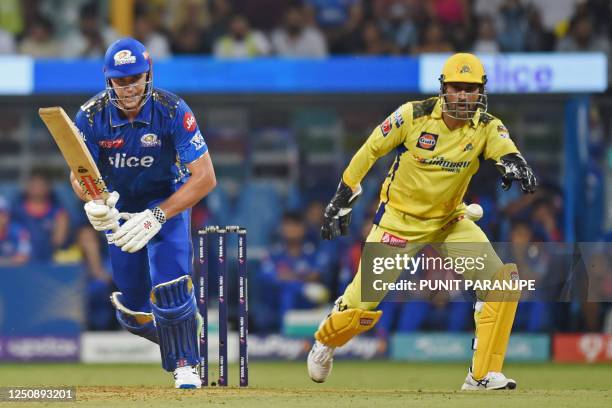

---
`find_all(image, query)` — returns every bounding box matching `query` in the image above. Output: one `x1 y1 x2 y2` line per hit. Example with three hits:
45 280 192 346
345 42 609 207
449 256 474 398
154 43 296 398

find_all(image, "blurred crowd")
0 0 610 58
1 168 610 335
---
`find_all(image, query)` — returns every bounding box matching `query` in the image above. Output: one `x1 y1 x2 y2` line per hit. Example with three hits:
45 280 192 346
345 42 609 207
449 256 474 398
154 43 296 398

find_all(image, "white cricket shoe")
173 364 201 389
307 340 335 383
461 369 517 390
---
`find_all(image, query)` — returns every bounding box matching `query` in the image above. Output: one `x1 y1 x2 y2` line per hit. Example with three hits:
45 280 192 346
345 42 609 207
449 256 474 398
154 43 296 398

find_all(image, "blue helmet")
103 38 153 111
103 37 151 78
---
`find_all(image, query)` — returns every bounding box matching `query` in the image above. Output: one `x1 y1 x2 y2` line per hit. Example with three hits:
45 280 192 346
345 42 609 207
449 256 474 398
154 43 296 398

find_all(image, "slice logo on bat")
183 112 197 132
417 132 438 151
113 50 136 66
108 153 154 168
99 138 124 149
380 118 392 137
140 133 161 147
381 232 407 248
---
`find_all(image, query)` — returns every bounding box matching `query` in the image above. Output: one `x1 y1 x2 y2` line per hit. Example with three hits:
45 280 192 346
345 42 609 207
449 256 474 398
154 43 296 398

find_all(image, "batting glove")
111 207 166 253
84 191 120 232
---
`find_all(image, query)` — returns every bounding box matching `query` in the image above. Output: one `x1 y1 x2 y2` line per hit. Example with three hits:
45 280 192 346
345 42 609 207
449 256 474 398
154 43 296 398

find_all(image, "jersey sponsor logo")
140 133 161 147
190 131 206 150
497 125 510 139
414 154 471 173
463 143 473 151
98 138 124 149
380 117 392 137
380 232 407 248
113 49 136 66
393 110 404 128
108 153 155 168
417 132 438 151
183 112 197 132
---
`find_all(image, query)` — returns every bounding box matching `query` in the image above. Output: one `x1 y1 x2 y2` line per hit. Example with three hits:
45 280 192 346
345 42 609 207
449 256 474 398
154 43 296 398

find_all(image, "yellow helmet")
439 53 487 85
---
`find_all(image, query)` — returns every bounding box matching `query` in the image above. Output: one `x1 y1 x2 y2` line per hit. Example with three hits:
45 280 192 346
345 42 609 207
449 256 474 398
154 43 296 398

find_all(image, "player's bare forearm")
158 151 216 219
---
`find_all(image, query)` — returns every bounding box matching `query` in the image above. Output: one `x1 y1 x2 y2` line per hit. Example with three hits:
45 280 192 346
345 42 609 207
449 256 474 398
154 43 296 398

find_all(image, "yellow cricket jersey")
342 97 519 219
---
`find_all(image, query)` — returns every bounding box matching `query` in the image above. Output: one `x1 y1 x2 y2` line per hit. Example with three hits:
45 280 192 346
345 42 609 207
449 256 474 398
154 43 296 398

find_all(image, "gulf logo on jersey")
183 112 197 132
380 117 392 137
417 132 438 151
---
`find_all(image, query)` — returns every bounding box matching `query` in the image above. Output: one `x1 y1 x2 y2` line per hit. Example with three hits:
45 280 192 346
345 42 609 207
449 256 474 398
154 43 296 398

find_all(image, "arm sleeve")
173 100 208 164
74 110 100 163
483 119 520 162
342 103 412 189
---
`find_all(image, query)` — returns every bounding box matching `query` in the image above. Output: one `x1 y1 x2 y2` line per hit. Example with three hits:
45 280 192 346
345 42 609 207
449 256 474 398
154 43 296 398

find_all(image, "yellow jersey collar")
434 96 482 127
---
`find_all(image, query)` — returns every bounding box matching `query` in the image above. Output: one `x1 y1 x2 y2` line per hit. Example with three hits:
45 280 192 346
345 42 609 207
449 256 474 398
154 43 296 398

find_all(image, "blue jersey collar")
109 96 153 127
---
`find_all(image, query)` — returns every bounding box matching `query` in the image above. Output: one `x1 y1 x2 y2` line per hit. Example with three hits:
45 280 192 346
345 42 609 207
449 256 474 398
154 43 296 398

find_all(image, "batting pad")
150 275 199 372
315 308 382 347
472 263 520 379
111 292 158 344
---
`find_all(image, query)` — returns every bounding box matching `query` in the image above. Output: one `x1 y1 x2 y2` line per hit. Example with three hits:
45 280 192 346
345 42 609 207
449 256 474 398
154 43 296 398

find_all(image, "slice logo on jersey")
393 109 404 128
190 131 206 150
140 133 161 147
417 132 439 151
108 153 154 168
380 117 392 137
380 232 407 248
99 138 124 149
183 112 197 132
113 50 136 66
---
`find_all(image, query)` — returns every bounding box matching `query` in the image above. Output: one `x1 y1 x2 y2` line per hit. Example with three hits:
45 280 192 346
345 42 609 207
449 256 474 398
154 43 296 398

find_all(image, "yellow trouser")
342 203 504 310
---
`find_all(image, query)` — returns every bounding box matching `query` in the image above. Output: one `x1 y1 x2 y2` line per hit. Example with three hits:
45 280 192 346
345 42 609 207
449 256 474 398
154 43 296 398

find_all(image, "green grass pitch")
0 362 610 407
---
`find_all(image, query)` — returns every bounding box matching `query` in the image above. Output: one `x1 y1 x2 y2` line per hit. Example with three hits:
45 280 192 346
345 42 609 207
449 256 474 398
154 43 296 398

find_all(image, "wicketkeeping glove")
84 191 120 232
321 180 362 240
495 153 537 194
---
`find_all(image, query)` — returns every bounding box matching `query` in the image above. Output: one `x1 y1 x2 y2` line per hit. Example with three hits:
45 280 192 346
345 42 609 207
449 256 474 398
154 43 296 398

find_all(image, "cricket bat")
38 107 109 202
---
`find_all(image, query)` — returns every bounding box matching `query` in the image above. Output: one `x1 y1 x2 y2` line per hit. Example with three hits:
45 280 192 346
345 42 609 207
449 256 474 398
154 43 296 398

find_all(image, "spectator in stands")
62 2 117 58
377 1 418 53
133 10 171 58
427 0 470 27
213 15 270 58
18 14 61 57
531 198 563 242
304 0 363 54
497 0 528 52
0 196 31 266
205 0 233 49
359 20 399 55
0 28 15 54
171 23 208 55
10 172 69 262
508 219 552 332
556 14 611 54
524 5 556 51
412 22 454 54
261 212 329 324
472 15 499 54
271 5 327 57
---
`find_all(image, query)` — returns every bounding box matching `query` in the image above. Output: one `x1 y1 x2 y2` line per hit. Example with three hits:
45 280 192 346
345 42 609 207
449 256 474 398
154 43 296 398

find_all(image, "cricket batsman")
68 38 216 388
307 53 537 390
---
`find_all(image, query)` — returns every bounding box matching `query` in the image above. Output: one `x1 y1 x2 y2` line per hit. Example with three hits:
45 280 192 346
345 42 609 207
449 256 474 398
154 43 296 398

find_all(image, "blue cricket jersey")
74 89 208 212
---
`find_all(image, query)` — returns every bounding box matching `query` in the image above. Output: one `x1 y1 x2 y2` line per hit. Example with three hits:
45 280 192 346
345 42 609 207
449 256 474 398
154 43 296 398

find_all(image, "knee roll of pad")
111 292 158 344
150 275 199 372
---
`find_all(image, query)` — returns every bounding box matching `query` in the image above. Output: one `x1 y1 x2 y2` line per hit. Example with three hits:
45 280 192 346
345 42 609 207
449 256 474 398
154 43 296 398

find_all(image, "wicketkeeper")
308 53 537 390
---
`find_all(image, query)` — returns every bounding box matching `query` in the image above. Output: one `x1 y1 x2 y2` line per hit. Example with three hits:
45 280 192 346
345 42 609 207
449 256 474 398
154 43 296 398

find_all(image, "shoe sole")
461 382 517 391
177 384 200 389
